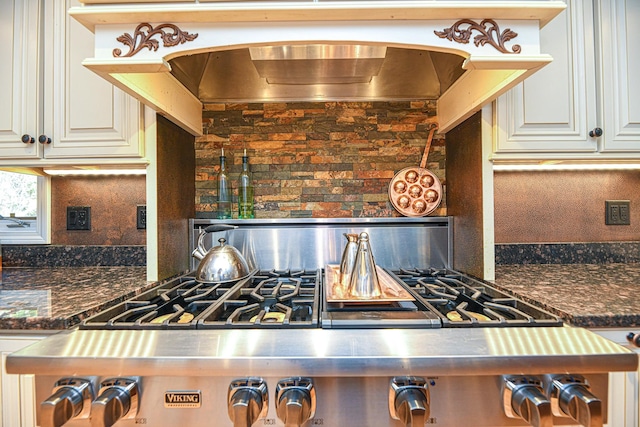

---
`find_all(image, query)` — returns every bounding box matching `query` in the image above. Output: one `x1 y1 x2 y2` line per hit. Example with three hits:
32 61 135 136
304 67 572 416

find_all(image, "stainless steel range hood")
70 1 566 136
170 45 465 103
249 44 388 85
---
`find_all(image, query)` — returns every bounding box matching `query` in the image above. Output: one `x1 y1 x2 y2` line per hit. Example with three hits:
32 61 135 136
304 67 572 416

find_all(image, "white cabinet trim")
494 0 640 160
494 0 598 154
599 0 640 152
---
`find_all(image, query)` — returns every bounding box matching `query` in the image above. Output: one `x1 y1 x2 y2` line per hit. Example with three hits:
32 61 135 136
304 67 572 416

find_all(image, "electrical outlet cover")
137 205 146 230
605 200 630 225
67 206 91 230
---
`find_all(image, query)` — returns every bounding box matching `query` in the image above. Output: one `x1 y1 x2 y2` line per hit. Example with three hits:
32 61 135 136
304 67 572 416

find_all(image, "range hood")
170 45 466 103
70 0 565 136
248 45 389 85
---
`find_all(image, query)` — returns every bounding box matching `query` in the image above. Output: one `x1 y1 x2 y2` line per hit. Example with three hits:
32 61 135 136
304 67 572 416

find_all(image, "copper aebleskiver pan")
388 123 442 217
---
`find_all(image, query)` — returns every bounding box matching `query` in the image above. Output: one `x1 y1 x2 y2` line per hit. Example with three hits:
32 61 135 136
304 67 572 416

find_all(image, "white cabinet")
591 329 639 427
494 0 640 160
0 0 144 164
606 371 638 427
0 0 42 160
0 334 46 427
598 0 640 152
43 0 143 161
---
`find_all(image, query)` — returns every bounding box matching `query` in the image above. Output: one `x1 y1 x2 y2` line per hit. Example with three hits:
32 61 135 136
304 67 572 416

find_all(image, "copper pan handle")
419 124 438 169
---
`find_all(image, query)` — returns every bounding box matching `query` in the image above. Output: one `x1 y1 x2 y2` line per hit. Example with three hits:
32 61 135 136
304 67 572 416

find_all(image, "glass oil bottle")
237 149 255 219
216 148 232 219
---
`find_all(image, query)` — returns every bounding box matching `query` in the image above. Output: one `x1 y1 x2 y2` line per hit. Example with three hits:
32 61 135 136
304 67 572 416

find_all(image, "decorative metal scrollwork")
434 19 521 54
113 23 199 58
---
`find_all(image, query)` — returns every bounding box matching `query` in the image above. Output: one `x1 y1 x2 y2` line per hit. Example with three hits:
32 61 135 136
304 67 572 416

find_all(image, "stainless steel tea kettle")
192 224 252 283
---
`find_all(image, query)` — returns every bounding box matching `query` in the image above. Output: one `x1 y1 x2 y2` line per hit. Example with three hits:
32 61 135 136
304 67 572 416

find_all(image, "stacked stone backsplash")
196 101 445 218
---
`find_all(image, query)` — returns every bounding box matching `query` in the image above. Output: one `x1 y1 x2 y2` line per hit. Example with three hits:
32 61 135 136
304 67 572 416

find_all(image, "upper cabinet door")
0 0 43 159
494 0 598 155
494 0 640 158
42 0 144 159
598 0 640 152
0 0 143 162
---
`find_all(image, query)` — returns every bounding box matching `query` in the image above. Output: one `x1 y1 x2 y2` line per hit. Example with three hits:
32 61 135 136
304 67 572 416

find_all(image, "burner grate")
80 275 245 330
388 269 563 328
198 270 321 328
81 267 560 330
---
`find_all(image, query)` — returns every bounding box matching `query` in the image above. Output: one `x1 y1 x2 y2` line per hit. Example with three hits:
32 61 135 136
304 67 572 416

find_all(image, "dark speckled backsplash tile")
496 242 640 265
2 245 146 267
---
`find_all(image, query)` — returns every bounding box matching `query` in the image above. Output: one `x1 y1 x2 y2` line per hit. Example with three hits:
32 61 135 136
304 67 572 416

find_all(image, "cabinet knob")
626 332 640 347
39 135 52 144
589 128 603 138
21 134 35 144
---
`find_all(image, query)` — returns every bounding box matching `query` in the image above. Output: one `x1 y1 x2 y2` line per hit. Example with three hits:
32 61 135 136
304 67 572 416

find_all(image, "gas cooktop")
9 219 633 427
80 268 561 330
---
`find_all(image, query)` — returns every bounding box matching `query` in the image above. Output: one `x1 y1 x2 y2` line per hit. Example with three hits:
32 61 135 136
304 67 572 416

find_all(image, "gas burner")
80 275 243 330
387 270 562 328
199 270 320 328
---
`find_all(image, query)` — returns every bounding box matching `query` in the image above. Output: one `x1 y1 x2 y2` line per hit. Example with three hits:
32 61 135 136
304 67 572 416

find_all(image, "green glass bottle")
237 149 255 219
216 148 232 219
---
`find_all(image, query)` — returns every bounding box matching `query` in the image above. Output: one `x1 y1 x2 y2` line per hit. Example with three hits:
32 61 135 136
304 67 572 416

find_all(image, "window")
0 171 50 244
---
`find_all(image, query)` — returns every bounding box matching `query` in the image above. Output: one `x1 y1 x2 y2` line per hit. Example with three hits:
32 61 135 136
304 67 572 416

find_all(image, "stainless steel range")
7 218 638 427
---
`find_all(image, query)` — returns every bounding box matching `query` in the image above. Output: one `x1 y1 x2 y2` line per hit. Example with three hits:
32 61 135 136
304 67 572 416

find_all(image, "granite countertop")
493 263 640 328
0 267 153 329
2 263 639 330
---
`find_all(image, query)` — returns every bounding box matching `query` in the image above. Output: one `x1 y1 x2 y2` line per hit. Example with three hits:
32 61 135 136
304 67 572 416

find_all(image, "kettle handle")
203 224 237 234
193 224 238 260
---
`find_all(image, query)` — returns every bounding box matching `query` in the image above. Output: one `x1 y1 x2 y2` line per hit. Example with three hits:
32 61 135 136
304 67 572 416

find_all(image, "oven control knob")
502 376 552 427
228 377 269 427
546 375 602 427
90 378 139 427
275 377 316 427
388 376 430 427
41 378 94 427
